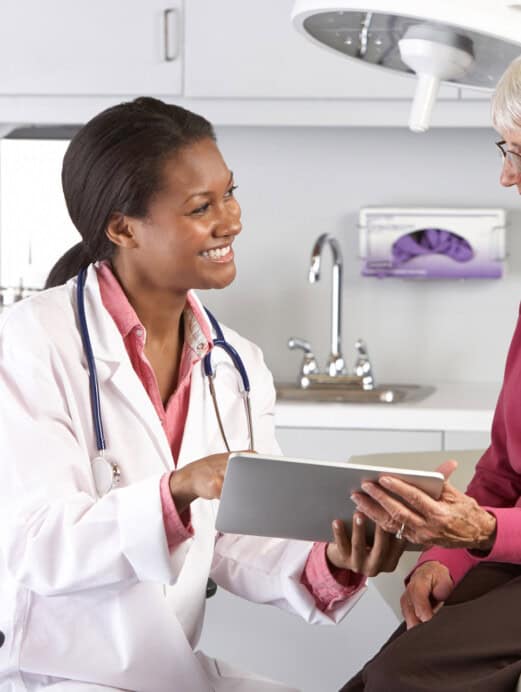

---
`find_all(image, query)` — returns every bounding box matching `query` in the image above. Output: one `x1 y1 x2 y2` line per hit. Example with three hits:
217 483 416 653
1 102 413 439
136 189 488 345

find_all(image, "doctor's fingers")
367 526 406 574
331 518 352 557
349 513 372 573
188 452 229 500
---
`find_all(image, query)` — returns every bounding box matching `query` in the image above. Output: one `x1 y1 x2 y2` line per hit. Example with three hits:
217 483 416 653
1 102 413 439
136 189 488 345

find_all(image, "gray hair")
492 55 521 133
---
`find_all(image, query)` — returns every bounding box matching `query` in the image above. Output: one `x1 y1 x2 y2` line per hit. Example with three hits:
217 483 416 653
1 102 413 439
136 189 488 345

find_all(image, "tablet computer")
215 452 444 547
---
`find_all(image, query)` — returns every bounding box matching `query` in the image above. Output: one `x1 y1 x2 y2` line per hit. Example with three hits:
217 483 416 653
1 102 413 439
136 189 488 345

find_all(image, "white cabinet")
0 0 183 95
275 427 443 460
444 430 490 450
184 0 457 100
460 89 492 100
0 0 482 125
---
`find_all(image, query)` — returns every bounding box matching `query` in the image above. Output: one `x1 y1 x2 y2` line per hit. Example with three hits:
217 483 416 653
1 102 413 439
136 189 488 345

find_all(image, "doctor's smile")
199 243 235 262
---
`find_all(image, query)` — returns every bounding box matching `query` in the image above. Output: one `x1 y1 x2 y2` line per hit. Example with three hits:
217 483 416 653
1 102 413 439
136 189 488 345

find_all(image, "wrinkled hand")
169 453 230 514
326 513 406 577
351 460 497 551
401 561 454 629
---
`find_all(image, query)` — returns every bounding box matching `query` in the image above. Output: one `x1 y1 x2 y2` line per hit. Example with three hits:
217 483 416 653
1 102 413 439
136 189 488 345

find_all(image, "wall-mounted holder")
359 208 507 279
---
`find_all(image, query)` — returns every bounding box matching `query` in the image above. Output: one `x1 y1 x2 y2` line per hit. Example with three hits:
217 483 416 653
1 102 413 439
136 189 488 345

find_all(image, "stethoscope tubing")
77 266 254 493
203 308 254 451
203 309 251 393
77 266 106 453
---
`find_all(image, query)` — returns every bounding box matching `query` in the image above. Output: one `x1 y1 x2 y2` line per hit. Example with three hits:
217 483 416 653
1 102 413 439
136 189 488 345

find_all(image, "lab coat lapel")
178 349 249 469
108 365 173 471
176 290 249 462
78 265 173 472
177 361 226 467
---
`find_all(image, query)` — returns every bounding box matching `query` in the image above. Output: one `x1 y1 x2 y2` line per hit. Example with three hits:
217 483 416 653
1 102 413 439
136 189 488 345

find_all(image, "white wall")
3 125 519 387
201 125 521 386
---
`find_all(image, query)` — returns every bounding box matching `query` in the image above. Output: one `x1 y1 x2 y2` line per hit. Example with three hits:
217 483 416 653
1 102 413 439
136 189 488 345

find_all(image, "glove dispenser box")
359 208 507 279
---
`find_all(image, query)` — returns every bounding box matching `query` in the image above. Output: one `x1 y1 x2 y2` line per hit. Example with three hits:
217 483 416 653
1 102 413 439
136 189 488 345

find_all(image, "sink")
275 382 435 404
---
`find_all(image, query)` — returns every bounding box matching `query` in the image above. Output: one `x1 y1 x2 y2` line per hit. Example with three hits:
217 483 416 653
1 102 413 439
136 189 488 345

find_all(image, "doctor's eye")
225 184 238 198
190 201 211 215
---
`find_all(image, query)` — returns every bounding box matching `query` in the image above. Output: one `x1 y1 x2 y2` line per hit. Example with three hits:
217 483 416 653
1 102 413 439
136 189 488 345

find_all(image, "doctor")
0 97 404 692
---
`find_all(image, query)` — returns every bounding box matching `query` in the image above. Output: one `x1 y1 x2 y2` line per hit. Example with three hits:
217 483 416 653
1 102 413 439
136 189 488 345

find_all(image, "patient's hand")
326 513 405 577
401 560 454 629
350 460 497 552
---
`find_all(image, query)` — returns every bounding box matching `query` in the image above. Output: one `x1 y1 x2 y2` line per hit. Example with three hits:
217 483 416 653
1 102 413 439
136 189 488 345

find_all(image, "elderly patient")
341 54 521 692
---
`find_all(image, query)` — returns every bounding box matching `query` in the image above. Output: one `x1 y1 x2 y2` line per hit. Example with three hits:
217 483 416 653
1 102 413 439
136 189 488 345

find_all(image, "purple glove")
392 229 474 264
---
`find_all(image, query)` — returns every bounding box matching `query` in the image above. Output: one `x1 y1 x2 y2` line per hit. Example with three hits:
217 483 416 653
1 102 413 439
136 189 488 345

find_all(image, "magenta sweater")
417 305 521 584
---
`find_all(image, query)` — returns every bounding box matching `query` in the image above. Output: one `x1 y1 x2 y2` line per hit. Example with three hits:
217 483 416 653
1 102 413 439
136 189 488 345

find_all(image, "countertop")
274 381 501 432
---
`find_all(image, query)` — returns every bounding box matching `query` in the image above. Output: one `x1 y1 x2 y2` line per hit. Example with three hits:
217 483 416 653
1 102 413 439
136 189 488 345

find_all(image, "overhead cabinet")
184 0 458 100
460 90 491 100
0 0 487 125
0 0 183 95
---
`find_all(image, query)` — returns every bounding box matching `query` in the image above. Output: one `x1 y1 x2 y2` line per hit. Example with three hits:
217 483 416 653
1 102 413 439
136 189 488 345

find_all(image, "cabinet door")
444 430 490 450
0 0 183 95
275 427 442 461
460 89 492 100
184 0 457 100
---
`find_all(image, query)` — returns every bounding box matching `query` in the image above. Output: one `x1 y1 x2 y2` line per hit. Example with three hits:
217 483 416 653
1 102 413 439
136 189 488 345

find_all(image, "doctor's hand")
401 560 454 629
169 453 230 514
350 460 497 552
326 513 405 577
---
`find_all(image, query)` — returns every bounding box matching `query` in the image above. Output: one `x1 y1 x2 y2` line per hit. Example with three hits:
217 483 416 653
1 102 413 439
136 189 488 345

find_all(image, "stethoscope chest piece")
92 455 121 497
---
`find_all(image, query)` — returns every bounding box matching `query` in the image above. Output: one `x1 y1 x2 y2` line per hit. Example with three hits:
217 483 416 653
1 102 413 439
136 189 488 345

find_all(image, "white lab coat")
0 266 365 692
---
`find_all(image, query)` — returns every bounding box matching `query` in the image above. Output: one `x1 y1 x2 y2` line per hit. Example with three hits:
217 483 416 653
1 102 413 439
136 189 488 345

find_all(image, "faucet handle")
353 339 375 390
288 336 312 353
288 337 319 387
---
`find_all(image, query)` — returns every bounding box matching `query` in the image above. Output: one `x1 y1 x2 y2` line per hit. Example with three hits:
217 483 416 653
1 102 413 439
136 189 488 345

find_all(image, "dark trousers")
341 562 521 692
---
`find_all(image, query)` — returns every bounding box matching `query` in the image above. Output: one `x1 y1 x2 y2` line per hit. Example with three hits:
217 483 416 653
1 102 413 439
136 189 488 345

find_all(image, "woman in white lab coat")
0 97 404 692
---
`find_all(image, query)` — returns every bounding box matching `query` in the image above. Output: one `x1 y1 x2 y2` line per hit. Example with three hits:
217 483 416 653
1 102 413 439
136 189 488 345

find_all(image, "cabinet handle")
163 8 180 62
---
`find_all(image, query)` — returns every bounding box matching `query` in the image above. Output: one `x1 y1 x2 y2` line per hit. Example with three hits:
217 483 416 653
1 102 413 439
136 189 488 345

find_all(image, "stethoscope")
77 266 255 497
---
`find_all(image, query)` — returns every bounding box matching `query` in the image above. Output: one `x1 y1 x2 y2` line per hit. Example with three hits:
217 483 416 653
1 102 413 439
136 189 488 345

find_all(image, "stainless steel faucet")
308 233 345 377
288 232 375 389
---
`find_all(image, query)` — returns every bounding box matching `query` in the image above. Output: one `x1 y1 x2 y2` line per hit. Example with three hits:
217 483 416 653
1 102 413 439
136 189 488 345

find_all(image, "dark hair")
45 97 216 288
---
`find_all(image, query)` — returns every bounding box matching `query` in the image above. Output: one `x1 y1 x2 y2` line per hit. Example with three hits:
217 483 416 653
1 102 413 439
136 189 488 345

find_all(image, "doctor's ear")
105 212 140 249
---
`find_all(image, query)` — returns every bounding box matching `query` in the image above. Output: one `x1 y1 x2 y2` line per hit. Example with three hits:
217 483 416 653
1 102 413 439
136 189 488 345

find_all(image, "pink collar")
95 261 213 354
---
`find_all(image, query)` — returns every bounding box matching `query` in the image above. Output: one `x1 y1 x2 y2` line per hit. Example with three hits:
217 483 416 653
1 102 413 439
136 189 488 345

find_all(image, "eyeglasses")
496 140 521 173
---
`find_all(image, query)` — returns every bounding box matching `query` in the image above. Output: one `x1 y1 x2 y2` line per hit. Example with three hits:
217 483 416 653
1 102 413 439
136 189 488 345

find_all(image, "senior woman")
341 54 521 692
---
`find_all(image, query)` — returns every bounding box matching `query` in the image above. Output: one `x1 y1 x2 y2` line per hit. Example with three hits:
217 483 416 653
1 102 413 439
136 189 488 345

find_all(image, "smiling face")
110 137 242 295
499 130 521 193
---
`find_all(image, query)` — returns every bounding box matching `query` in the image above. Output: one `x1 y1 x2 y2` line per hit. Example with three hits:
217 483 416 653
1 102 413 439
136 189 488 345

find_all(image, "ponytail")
44 241 92 289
